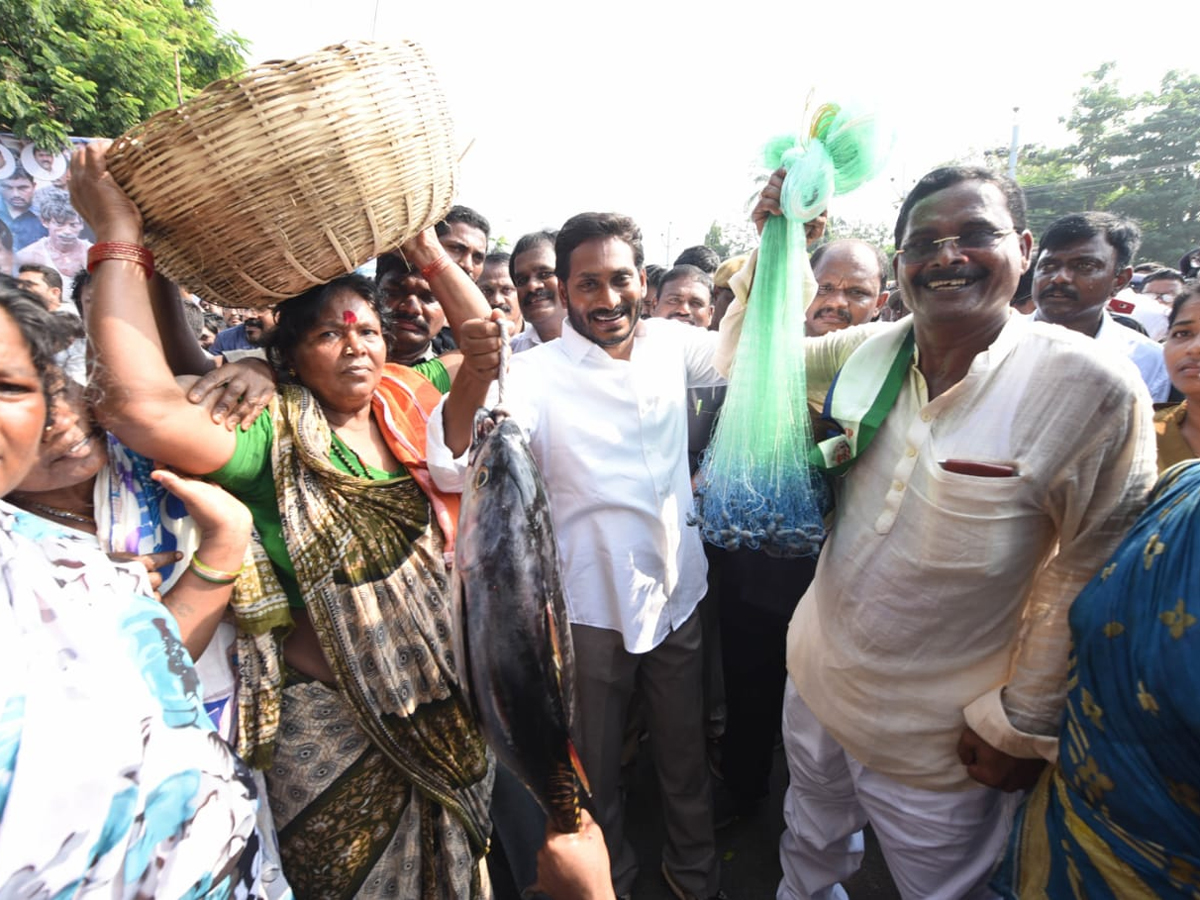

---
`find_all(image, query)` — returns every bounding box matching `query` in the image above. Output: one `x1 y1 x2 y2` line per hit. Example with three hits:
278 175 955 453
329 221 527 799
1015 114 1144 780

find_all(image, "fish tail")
547 761 583 834
567 738 591 797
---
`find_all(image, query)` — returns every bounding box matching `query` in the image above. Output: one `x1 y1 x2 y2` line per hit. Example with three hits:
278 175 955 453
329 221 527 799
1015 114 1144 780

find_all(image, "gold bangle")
189 552 242 585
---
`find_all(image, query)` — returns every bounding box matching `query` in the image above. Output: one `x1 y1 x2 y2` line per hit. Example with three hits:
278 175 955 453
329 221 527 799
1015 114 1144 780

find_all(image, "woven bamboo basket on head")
105 40 456 310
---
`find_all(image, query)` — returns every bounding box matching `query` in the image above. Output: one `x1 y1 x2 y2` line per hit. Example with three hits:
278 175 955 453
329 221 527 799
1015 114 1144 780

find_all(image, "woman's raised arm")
399 228 491 340
70 141 236 474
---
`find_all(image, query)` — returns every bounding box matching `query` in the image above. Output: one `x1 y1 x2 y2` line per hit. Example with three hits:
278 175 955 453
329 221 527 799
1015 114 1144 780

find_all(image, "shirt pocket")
909 464 1045 579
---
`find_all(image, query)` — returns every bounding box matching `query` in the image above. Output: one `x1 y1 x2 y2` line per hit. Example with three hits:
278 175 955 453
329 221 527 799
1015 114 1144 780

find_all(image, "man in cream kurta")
720 167 1156 900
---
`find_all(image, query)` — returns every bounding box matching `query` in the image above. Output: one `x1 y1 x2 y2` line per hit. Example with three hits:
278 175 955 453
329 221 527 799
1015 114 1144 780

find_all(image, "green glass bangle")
189 552 242 585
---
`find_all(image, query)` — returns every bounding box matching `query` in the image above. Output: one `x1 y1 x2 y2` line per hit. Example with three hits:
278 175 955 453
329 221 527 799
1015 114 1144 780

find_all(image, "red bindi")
342 310 358 324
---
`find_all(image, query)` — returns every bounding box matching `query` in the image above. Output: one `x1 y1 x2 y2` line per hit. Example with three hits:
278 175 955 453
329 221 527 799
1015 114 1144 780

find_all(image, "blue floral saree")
996 461 1200 898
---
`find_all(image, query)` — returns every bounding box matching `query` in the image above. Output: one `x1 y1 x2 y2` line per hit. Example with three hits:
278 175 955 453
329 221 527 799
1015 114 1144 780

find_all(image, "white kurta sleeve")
964 374 1157 760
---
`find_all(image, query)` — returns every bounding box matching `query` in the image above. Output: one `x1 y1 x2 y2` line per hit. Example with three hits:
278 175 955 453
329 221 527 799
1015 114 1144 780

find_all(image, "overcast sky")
210 0 1191 262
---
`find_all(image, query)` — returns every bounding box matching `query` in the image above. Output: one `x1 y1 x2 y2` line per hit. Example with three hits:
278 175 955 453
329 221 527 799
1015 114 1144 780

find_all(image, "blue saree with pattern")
996 460 1200 898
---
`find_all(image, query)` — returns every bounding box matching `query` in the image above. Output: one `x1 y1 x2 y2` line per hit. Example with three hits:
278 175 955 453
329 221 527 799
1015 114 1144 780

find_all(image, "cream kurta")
802 316 1154 789
715 288 1157 790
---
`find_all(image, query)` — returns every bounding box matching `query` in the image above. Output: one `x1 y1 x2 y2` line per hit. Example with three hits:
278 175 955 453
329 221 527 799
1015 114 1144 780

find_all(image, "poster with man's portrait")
0 133 93 280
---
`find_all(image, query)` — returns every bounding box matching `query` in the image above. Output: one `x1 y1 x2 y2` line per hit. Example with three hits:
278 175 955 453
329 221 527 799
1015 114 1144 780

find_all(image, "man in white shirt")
509 230 566 352
478 251 524 335
723 166 1156 899
428 213 726 900
1031 211 1170 400
1128 266 1187 340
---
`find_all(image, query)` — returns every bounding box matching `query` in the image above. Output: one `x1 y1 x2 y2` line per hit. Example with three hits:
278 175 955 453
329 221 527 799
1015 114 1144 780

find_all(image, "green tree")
0 0 246 147
998 64 1200 263
987 143 1081 237
825 216 895 255
1103 69 1200 264
703 219 757 259
703 221 730 259
1061 62 1135 192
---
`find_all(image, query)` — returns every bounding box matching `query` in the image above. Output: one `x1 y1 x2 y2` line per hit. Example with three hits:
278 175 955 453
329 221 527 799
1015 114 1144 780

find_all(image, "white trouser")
777 680 1020 900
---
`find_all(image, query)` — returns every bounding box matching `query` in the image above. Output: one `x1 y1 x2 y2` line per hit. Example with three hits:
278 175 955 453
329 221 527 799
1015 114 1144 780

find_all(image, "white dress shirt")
1109 289 1169 341
1030 308 1170 401
1093 310 1170 401
510 317 561 354
428 317 725 653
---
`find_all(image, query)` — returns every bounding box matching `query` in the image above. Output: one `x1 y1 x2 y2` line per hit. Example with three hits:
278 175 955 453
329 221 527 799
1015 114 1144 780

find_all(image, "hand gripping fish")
452 324 590 833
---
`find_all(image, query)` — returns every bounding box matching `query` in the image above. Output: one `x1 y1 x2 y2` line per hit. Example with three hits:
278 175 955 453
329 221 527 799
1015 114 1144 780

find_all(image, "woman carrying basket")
70 141 501 899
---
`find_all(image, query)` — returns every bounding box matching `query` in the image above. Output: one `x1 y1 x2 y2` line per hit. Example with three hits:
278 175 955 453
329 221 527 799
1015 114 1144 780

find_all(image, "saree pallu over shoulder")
997 460 1200 899
269 384 491 891
374 362 461 562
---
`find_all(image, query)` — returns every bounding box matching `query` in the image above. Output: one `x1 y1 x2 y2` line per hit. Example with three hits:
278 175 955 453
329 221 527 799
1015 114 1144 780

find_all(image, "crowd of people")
0 134 1196 900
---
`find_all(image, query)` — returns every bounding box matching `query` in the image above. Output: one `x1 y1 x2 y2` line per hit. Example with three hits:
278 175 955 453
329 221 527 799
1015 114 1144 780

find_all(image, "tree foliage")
826 216 895 256
0 0 246 147
980 143 1080 237
1104 70 1200 264
706 216 898 261
703 219 757 260
995 63 1200 264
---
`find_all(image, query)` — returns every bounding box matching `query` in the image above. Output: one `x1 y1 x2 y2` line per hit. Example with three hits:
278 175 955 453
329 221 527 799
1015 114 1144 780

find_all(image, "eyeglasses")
898 229 1015 264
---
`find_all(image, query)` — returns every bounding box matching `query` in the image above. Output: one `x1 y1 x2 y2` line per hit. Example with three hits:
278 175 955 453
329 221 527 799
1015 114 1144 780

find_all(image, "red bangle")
87 241 155 280
420 253 453 282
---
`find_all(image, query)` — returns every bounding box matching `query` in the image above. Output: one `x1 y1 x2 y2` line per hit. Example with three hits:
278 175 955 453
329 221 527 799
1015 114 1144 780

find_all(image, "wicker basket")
105 40 456 309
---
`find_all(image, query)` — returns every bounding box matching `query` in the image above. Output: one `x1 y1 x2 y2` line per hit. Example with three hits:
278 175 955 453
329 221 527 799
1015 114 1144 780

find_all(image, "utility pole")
1008 107 1021 180
661 222 673 266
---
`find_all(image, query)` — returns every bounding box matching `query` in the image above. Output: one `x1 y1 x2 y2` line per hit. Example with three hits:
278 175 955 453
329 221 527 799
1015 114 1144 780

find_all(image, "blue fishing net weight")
692 213 829 558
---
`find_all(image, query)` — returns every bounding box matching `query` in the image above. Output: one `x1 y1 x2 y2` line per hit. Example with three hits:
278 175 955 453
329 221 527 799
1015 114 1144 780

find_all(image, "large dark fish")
452 399 590 834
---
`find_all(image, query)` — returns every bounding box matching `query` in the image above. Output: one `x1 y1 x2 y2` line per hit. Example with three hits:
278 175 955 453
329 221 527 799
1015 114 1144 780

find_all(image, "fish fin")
449 566 478 720
567 739 591 797
545 601 565 690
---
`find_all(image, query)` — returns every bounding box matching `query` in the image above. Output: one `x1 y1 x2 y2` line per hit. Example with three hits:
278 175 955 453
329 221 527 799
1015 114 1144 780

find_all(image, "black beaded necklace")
16 499 96 525
330 436 372 479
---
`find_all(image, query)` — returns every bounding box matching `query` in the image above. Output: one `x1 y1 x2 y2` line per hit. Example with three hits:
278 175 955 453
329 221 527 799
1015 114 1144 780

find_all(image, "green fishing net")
692 102 892 557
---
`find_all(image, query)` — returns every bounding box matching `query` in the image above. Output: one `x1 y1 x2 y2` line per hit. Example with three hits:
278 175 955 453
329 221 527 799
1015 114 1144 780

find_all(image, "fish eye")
474 467 489 489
